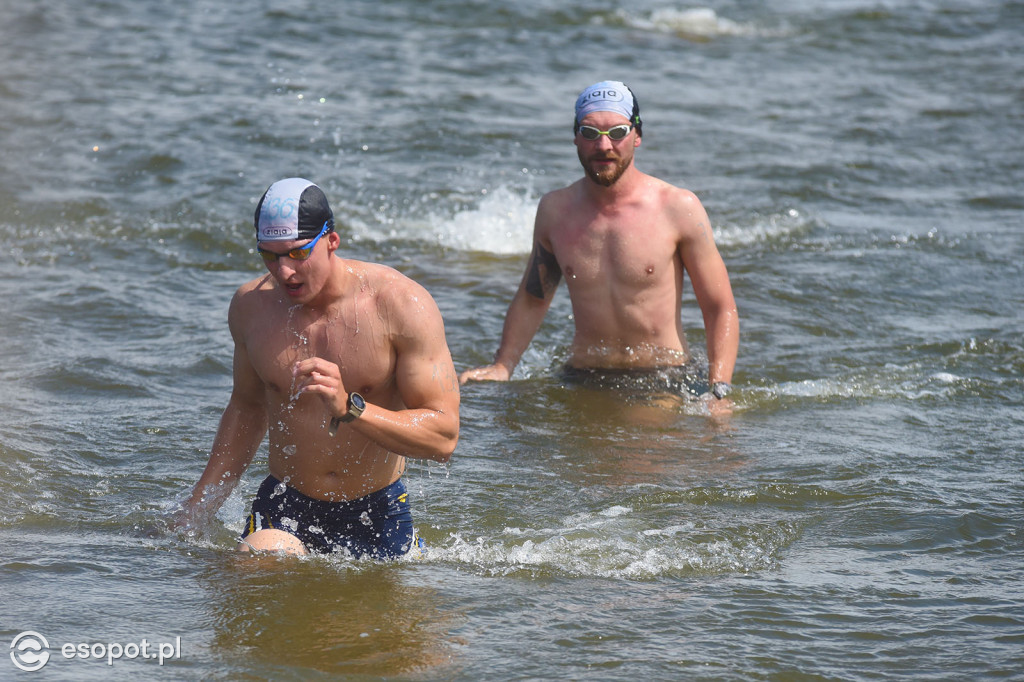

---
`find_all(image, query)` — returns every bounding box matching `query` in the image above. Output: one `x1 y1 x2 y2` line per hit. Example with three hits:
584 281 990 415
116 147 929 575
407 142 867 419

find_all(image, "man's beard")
580 151 631 187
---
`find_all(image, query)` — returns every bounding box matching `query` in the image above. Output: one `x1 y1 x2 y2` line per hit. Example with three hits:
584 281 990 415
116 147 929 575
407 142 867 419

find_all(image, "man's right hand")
458 364 512 384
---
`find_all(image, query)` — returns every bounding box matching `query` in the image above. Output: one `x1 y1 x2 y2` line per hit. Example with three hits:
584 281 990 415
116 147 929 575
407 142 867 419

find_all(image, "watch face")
351 393 366 410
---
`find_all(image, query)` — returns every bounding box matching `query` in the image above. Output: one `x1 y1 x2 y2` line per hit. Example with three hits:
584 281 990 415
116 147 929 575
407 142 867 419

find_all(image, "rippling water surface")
1 0 1022 679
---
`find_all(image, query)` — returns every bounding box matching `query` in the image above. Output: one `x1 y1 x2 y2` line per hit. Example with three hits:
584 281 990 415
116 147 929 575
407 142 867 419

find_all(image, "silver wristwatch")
711 382 732 400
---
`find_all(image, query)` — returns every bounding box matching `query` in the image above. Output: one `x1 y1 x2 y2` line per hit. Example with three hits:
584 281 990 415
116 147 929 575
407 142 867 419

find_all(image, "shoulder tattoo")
524 241 562 299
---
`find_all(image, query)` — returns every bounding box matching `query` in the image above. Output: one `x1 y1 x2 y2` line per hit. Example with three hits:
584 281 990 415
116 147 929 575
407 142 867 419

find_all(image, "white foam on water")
750 358 978 407
429 504 797 580
426 186 537 255
612 7 787 40
714 208 814 249
400 186 810 255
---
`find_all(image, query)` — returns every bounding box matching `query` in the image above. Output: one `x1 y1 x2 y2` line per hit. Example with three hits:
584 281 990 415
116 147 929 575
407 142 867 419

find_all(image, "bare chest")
245 303 395 399
551 213 680 289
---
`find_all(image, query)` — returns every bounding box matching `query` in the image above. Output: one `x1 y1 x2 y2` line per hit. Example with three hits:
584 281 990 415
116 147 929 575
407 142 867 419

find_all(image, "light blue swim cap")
573 81 642 135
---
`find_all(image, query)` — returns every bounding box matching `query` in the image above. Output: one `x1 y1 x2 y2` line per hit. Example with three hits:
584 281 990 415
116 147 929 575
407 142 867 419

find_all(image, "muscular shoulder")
538 184 578 210
360 261 430 300
233 273 275 300
655 181 711 241
638 174 697 209
539 182 606 253
534 184 579 234
360 262 444 334
228 274 276 327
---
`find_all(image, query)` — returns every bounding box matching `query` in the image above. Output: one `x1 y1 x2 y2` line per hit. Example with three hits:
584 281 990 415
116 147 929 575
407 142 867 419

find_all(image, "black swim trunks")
241 475 416 559
560 362 709 398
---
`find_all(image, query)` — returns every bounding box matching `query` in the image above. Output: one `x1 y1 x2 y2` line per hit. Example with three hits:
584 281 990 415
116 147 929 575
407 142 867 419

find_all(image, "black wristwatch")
328 392 366 435
340 392 366 422
711 382 732 400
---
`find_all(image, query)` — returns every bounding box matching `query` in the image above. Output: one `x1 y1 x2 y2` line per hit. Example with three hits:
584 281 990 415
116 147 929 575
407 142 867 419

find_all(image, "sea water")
1 1 1021 679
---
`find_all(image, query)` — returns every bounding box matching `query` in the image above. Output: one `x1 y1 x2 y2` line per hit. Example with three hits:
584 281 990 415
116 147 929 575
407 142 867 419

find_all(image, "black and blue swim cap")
254 178 334 242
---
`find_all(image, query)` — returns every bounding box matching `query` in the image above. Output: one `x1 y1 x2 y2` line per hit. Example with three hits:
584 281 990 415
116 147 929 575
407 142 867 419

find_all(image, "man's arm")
459 203 562 384
175 297 268 530
676 191 739 386
295 282 460 462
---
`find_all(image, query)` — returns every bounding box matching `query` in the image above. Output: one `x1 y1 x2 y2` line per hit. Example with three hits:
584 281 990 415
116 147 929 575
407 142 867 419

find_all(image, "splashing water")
271 476 290 498
428 186 536 254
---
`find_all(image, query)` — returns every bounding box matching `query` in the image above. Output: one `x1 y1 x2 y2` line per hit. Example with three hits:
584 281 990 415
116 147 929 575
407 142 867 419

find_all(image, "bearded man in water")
460 81 738 403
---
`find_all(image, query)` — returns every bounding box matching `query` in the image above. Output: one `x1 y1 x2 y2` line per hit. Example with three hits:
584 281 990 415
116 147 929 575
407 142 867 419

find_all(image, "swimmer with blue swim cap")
175 177 460 558
573 80 643 138
254 177 334 242
461 80 740 416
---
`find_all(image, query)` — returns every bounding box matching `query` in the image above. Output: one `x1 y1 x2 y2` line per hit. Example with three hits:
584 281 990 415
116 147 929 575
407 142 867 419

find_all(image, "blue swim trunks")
241 475 415 559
